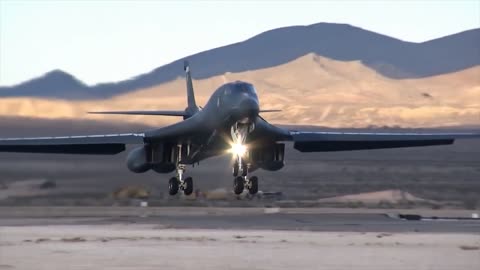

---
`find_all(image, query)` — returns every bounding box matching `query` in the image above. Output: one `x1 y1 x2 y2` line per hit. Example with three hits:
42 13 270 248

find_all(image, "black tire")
248 176 258 195
183 177 193 196
169 177 179 195
233 176 244 195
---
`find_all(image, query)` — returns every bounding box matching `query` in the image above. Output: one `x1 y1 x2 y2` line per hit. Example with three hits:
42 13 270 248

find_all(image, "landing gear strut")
169 144 193 196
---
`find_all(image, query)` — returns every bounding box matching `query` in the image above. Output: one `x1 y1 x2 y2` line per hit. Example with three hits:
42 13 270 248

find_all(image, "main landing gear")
168 145 194 196
168 165 193 196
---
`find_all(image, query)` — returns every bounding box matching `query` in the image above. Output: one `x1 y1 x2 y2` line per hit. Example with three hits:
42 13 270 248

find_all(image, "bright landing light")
230 143 247 157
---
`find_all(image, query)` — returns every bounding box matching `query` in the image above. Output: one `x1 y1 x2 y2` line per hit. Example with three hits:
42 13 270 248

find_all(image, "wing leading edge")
88 110 188 116
289 131 480 152
0 133 145 155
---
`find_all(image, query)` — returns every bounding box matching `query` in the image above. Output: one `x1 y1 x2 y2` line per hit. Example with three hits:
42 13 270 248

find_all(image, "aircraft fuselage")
144 81 287 165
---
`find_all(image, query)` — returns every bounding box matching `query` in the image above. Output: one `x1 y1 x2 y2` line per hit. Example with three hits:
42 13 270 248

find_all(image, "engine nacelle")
126 146 150 173
250 143 285 171
126 144 177 174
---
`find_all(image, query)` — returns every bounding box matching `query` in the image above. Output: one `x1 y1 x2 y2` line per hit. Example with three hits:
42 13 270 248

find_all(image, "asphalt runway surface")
1 207 480 232
1 214 480 233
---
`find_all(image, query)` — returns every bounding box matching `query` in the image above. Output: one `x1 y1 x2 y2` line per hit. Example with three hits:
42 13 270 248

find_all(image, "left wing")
0 133 145 155
88 110 188 117
289 131 480 152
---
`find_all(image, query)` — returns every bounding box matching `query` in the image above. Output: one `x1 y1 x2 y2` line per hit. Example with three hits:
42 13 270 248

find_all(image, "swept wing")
289 131 480 152
0 133 145 154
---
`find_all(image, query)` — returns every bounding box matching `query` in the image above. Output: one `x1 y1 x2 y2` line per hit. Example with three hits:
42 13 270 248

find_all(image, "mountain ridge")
0 22 478 100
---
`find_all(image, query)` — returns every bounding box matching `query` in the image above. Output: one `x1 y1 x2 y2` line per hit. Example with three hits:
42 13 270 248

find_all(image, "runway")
1 207 479 270
2 213 480 233
1 206 480 232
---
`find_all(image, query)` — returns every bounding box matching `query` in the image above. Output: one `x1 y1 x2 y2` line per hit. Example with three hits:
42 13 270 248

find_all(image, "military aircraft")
1 61 479 196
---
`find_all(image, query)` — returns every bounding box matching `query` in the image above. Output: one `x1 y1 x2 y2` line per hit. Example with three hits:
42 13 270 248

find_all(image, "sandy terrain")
1 54 479 127
316 189 437 204
1 224 479 270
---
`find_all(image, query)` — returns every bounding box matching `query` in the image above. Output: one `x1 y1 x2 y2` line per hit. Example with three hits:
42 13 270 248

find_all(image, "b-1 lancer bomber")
1 61 479 195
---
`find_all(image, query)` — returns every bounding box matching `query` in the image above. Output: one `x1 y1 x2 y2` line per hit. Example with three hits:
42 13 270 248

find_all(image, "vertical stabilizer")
184 61 199 115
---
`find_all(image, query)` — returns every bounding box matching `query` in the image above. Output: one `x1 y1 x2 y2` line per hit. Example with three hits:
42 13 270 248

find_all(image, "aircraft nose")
239 97 259 114
232 96 259 121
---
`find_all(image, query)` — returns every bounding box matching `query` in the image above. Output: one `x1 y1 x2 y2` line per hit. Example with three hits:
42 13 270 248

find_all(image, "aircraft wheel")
169 177 179 195
183 177 193 195
248 176 258 195
233 176 244 195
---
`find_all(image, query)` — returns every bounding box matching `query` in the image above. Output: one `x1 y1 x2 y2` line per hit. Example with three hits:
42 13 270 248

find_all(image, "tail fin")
184 61 199 114
88 61 200 119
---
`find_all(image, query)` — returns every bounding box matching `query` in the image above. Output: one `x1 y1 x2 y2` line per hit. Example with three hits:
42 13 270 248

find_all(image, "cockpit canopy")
223 81 258 99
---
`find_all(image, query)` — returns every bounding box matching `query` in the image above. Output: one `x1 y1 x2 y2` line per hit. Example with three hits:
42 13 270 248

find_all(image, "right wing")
88 110 188 117
289 131 480 152
0 133 145 155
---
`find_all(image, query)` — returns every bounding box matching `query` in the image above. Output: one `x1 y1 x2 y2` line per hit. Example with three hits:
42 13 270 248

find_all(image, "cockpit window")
224 88 232 95
245 85 255 94
246 85 258 98
236 83 257 96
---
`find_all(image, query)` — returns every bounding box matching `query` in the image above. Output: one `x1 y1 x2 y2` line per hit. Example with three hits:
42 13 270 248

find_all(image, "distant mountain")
1 54 479 128
1 23 479 99
0 70 93 99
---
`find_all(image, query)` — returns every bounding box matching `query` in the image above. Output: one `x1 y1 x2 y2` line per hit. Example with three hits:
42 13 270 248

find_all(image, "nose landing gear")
233 176 258 195
233 175 259 195
233 176 244 195
246 176 258 194
231 123 259 195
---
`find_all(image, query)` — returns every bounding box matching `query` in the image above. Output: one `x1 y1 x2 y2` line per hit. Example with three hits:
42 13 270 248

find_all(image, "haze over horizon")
1 0 479 86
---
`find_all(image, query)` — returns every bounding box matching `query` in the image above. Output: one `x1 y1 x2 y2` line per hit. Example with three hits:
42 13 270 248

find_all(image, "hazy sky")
0 0 479 86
